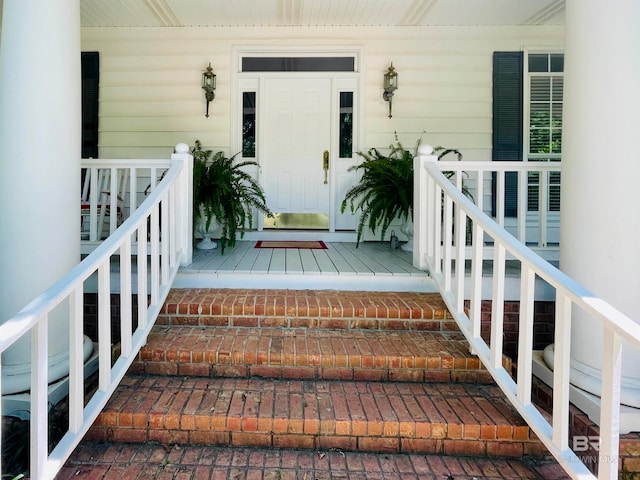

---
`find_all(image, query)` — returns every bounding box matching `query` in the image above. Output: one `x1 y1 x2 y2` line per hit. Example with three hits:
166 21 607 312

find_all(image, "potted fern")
341 133 468 248
192 140 273 253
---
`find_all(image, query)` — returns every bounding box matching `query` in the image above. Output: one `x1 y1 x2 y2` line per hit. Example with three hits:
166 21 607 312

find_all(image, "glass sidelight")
339 92 353 158
242 92 256 158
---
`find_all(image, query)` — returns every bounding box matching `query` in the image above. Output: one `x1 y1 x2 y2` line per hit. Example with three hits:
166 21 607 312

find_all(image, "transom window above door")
241 56 356 72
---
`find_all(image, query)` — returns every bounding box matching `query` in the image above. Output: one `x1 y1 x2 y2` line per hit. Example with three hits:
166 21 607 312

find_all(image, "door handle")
323 150 329 184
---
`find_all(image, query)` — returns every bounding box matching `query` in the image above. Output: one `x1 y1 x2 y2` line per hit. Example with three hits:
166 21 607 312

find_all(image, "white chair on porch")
81 167 129 240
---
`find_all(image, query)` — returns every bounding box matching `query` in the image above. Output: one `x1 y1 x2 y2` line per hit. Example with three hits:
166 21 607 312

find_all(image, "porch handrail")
0 144 193 480
414 147 640 480
434 159 561 250
81 157 177 246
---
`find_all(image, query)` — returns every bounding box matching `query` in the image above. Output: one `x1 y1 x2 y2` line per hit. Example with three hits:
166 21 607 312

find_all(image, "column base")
532 349 640 434
2 338 98 418
542 344 640 408
1 335 94 396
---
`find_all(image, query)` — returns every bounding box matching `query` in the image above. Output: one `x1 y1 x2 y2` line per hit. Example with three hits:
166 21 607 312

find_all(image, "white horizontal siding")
83 26 563 138
82 25 564 236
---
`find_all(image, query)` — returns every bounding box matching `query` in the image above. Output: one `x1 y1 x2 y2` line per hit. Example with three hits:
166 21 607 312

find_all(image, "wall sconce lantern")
382 62 398 118
202 63 216 118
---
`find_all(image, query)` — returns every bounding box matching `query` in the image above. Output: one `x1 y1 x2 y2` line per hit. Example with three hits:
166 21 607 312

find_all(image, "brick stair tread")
88 376 546 458
132 326 502 383
158 289 458 332
60 442 571 480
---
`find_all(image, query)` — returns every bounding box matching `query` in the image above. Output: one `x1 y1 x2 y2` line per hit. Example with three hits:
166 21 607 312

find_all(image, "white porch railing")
0 144 193 480
435 158 561 259
414 146 640 480
81 157 177 251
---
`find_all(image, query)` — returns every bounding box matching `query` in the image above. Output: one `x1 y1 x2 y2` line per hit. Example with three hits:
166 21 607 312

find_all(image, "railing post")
517 169 527 243
172 143 193 266
413 145 438 270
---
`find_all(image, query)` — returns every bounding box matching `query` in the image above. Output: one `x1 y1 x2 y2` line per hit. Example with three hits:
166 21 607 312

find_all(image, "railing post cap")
418 144 434 155
175 143 190 154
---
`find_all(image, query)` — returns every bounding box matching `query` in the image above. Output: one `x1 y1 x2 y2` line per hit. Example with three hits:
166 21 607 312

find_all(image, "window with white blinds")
526 53 563 212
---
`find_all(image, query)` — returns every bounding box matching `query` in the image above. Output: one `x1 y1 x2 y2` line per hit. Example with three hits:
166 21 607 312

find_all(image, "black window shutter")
81 52 99 158
492 51 523 217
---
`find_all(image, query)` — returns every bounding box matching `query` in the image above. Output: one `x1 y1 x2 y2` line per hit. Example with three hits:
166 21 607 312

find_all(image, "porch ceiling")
0 0 565 28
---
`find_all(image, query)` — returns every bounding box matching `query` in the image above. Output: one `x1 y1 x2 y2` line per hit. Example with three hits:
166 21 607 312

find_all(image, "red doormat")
255 240 328 249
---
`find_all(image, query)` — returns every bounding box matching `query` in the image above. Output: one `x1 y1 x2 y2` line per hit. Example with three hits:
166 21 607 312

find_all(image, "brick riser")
87 377 546 458
157 289 459 332
131 327 499 384
89 289 543 459
133 289 510 383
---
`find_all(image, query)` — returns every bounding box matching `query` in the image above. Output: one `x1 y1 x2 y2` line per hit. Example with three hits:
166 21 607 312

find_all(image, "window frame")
523 50 564 213
523 51 564 162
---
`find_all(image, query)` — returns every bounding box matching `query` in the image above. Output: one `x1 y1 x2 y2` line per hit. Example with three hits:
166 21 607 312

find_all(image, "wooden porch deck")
175 241 435 292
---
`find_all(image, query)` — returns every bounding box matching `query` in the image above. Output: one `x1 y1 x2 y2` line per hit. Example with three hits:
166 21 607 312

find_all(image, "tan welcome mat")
255 240 328 249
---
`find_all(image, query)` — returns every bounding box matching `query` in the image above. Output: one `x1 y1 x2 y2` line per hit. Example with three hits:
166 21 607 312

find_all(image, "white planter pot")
196 207 219 250
400 219 414 252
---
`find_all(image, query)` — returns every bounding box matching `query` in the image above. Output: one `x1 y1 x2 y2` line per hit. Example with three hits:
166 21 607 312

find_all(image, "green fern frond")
192 141 273 253
342 132 470 246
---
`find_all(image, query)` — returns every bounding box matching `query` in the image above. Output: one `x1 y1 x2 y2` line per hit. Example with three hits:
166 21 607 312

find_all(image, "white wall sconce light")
202 62 216 118
382 62 398 118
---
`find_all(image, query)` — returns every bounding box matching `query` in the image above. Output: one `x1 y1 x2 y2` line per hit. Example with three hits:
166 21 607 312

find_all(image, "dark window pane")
81 51 99 158
242 92 256 157
339 92 353 158
529 54 548 72
550 54 564 72
242 57 355 72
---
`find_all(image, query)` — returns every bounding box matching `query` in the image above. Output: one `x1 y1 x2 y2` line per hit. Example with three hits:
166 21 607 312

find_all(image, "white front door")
262 77 332 229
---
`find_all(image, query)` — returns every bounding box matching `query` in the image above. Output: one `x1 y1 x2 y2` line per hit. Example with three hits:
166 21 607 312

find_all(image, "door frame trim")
231 45 365 239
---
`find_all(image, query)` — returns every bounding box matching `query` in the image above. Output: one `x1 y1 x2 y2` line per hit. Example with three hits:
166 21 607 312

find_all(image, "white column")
0 0 82 393
559 0 640 406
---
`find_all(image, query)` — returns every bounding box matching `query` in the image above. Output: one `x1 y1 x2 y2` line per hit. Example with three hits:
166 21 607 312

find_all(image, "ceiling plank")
1 0 566 28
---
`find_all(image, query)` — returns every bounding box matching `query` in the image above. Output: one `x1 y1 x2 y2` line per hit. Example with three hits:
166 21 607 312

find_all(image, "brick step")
157 289 458 332
131 326 503 383
87 376 547 458
61 442 570 480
